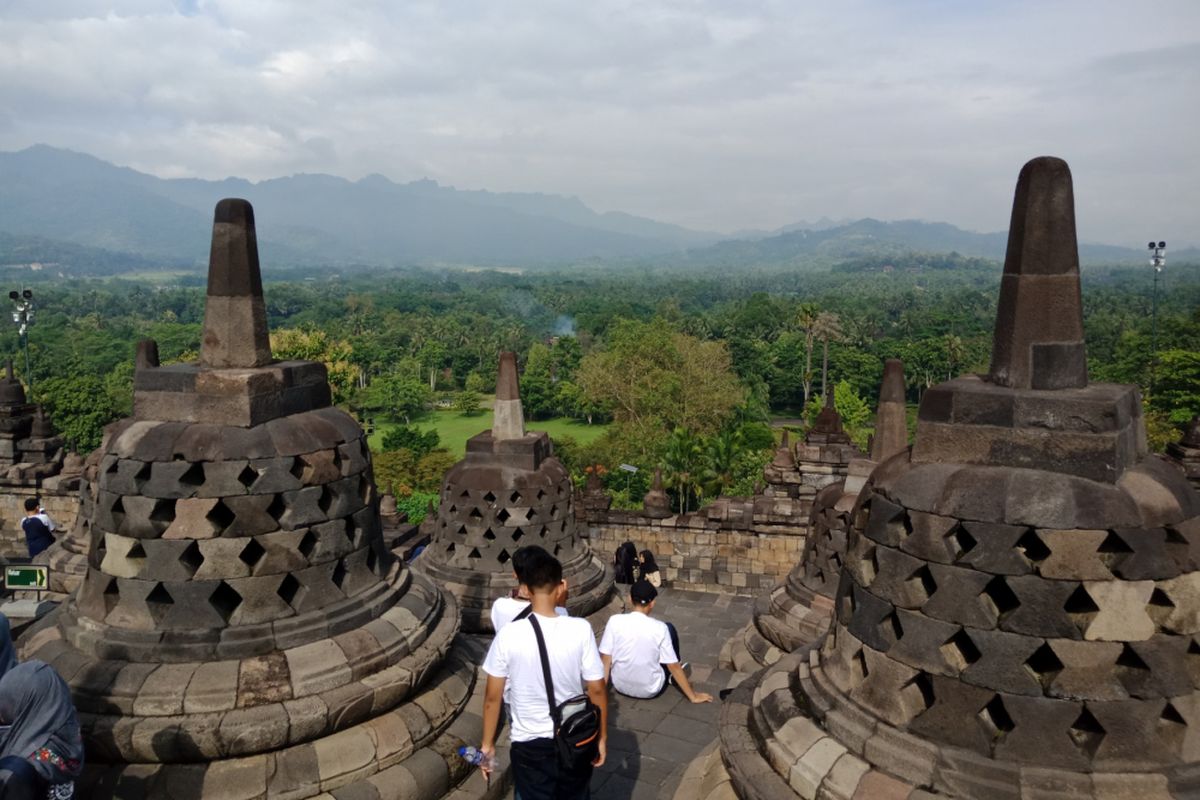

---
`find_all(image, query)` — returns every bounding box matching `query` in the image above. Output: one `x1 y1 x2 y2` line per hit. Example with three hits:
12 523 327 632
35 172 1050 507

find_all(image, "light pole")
8 288 34 397
1148 241 1166 395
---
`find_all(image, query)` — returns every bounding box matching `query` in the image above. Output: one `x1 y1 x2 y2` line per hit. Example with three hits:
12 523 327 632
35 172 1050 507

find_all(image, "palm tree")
812 311 843 398
662 427 702 514
795 303 821 407
700 429 743 497
944 334 966 380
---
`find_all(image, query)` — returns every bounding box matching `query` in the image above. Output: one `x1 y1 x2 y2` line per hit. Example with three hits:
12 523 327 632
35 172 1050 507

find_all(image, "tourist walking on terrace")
20 499 53 559
600 579 713 703
480 549 607 800
0 660 84 799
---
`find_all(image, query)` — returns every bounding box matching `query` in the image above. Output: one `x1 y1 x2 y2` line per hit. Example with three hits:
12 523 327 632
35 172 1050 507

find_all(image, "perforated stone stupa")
722 360 908 671
0 361 65 482
716 158 1200 799
414 352 614 632
18 199 487 799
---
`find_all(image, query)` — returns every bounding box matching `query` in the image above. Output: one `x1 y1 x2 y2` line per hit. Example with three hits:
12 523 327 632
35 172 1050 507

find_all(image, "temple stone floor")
488 588 754 800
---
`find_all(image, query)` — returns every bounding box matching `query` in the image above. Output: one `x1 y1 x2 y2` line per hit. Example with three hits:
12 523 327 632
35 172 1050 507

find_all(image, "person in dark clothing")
0 660 84 798
613 541 639 584
638 550 661 588
0 614 16 678
20 499 53 559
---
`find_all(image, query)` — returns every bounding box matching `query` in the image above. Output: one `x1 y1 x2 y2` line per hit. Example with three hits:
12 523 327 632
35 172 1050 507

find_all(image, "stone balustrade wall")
582 497 807 595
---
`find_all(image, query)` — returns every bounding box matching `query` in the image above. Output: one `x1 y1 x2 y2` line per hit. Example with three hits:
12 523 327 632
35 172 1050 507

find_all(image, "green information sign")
4 565 48 590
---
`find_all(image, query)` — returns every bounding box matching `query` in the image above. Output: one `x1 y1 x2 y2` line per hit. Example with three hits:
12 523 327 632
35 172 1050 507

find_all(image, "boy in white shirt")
599 579 713 703
480 549 607 800
490 545 567 633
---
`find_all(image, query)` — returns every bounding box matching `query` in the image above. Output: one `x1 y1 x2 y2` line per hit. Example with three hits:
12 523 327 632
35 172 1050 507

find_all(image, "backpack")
614 542 639 584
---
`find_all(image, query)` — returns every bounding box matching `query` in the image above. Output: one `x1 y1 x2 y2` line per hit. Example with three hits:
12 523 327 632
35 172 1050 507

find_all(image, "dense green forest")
3 254 1197 513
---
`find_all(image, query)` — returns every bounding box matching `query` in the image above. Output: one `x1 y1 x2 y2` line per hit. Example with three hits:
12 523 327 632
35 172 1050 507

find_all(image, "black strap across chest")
528 615 561 728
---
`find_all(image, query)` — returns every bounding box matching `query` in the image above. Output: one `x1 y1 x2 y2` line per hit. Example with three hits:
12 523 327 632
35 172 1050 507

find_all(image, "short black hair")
522 548 563 592
630 579 657 605
512 545 551 583
24 498 39 512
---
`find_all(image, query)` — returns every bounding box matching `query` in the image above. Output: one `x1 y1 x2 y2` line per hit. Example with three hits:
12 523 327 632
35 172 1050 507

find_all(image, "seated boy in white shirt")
599 579 713 703
490 545 567 633
480 549 608 800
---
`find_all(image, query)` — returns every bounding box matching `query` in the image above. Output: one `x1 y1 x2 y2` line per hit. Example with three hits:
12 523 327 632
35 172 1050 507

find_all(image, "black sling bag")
528 614 602 771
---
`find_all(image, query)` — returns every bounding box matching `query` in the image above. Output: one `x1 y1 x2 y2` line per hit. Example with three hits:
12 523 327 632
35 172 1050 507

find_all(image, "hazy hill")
0 145 718 268
677 218 1182 269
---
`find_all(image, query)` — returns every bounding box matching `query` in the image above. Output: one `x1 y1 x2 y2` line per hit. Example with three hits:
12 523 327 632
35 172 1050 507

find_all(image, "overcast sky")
1 1 1197 245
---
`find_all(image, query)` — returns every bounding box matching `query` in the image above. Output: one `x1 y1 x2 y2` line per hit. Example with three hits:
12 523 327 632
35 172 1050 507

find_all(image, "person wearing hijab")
0 614 17 679
638 549 661 588
0 661 83 799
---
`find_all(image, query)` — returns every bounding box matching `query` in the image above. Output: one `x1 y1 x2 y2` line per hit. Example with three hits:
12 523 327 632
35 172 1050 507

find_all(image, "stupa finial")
199 198 273 369
870 358 908 462
492 351 526 440
987 156 1087 390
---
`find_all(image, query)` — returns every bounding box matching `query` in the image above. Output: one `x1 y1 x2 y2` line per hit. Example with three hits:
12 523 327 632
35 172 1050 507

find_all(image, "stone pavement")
489 587 754 800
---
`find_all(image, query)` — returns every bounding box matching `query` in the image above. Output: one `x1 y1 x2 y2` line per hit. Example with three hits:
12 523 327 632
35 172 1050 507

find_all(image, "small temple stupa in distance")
414 352 616 632
723 358 909 671
18 199 496 799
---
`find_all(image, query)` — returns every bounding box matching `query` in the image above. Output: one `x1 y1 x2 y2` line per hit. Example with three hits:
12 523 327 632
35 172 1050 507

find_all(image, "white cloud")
0 0 1197 245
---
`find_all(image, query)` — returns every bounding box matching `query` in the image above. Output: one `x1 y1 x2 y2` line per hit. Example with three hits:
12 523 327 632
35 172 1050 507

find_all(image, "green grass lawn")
368 409 609 457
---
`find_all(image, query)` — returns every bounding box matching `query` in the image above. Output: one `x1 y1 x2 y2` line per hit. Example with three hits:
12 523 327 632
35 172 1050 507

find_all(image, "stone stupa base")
33 538 88 600
670 741 738 800
720 569 833 672
70 636 512 800
720 650 1198 800
17 571 505 799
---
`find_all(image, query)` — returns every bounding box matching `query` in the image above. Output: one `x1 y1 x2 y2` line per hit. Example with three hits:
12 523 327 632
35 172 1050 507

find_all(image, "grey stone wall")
584 496 807 595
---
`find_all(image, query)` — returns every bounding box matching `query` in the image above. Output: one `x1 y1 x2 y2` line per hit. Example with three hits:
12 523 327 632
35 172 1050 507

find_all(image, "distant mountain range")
667 218 1195 270
0 145 719 269
0 145 1191 274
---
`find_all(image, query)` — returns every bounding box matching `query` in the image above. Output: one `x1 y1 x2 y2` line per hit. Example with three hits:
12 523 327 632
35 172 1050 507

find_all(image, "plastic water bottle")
458 746 493 769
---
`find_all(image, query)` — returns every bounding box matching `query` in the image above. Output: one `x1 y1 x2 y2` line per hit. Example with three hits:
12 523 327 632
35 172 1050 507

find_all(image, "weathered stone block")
886 609 962 677
921 563 997 629
897 511 958 565
216 703 290 755
285 638 352 696
957 521 1033 575
958 627 1043 696
220 494 280 537
1082 580 1155 641
1037 529 1111 580
991 693 1089 769
997 575 1080 639
183 659 239 714
846 647 925 728
907 673 994 754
